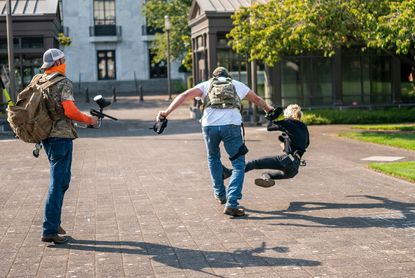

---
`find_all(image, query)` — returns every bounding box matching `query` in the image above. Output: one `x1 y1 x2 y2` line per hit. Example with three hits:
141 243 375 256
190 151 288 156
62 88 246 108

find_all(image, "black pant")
245 154 300 180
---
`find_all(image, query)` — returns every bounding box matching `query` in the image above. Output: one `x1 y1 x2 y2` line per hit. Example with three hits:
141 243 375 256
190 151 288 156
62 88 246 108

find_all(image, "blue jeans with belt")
202 125 245 208
41 137 73 236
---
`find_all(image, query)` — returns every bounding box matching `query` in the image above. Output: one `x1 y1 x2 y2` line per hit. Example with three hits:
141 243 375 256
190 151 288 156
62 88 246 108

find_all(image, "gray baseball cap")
41 48 65 69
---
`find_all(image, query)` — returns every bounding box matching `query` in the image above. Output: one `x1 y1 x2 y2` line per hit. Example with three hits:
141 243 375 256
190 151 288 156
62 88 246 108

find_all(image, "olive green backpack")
7 74 65 143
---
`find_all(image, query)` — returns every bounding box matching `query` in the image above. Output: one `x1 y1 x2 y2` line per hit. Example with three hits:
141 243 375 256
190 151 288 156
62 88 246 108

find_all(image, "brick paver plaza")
1 95 415 277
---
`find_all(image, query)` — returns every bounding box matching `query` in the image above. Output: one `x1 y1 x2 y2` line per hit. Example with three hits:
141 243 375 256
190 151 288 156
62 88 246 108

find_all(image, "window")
342 47 391 105
281 55 333 107
0 38 19 49
93 0 116 36
93 0 116 25
21 37 43 49
149 50 166 78
97 50 116 80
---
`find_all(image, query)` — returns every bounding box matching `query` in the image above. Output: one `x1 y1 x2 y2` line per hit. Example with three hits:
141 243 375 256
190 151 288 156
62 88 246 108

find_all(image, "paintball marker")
89 95 118 128
75 95 117 128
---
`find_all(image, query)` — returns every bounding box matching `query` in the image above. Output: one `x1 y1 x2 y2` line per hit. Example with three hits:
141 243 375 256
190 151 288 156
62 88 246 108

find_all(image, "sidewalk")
1 95 415 277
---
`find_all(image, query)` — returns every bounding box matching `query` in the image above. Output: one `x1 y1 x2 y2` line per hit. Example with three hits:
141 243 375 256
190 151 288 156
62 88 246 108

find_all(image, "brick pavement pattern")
1 95 415 277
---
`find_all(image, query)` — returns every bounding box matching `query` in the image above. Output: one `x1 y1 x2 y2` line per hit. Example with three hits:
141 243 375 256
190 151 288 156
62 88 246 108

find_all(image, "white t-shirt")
195 78 250 126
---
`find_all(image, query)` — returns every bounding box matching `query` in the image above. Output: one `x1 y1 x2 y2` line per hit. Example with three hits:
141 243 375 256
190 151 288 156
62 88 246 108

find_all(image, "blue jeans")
202 125 245 208
41 137 73 236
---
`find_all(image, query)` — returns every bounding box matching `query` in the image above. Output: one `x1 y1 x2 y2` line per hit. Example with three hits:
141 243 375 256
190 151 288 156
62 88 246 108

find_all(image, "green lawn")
352 124 415 131
340 132 415 150
369 162 415 183
340 126 415 183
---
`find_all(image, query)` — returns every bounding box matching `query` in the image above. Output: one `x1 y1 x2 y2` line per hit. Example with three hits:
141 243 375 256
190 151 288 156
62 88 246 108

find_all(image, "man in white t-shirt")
157 67 273 216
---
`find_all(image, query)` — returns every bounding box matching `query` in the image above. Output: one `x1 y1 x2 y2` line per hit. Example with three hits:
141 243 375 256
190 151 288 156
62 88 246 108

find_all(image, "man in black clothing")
223 104 309 187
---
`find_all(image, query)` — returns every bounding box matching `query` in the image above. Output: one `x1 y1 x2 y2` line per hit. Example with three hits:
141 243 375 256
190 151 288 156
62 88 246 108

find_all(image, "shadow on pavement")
245 195 415 229
52 240 320 274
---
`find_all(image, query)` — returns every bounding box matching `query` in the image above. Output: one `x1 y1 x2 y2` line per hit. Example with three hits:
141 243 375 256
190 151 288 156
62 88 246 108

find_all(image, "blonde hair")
284 104 303 120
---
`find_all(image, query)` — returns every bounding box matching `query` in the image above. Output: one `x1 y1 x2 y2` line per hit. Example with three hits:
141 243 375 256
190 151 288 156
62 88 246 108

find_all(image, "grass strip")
340 132 415 150
352 124 415 131
369 162 415 183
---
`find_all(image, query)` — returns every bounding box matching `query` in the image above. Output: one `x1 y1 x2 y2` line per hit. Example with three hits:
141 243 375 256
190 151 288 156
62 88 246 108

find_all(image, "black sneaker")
223 207 245 217
254 174 275 188
41 234 68 244
222 167 232 180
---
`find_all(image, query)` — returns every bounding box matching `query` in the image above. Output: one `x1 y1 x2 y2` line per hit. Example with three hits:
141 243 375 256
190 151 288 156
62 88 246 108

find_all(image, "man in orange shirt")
39 49 97 244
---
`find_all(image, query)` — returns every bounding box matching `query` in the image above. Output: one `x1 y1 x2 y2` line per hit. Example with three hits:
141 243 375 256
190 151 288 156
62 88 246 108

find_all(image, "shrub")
302 107 415 125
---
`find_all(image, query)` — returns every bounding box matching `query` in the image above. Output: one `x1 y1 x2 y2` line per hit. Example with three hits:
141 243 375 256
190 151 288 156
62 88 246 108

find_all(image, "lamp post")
164 15 172 100
6 0 16 101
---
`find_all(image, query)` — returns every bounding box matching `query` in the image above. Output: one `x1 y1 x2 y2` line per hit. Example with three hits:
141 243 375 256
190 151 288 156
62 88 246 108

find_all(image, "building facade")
189 0 415 108
0 0 62 91
62 0 183 95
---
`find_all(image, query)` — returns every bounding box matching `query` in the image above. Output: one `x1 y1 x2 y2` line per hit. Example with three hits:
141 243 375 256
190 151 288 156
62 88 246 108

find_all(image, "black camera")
265 107 283 121
229 143 249 161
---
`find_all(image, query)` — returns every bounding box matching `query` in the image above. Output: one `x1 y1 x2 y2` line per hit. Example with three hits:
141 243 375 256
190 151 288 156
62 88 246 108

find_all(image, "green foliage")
369 162 415 183
58 32 71 46
142 0 192 71
365 0 415 56
228 0 415 67
302 108 415 125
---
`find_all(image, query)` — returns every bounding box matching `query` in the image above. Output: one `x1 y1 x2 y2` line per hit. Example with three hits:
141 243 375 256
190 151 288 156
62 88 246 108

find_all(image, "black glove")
150 118 168 134
265 107 283 121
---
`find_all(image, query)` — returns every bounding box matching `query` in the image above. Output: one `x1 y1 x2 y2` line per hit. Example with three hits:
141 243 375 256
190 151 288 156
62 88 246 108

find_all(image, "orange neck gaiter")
45 63 66 76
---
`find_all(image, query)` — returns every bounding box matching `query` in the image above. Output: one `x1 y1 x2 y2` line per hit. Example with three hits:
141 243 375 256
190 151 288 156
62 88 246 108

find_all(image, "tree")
228 0 415 69
364 0 415 90
58 32 72 46
142 0 192 71
228 0 381 66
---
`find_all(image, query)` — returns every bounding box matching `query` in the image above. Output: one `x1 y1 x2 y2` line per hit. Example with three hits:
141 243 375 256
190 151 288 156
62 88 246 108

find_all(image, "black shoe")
41 234 68 244
223 167 233 180
58 226 66 235
223 207 245 217
254 174 275 188
215 196 227 205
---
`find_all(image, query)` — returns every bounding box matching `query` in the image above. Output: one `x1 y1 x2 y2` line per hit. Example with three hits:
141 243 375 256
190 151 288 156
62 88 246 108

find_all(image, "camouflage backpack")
7 74 65 143
204 77 241 110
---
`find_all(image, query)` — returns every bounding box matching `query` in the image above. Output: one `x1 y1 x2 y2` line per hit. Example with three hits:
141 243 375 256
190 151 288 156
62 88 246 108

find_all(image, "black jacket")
267 118 310 156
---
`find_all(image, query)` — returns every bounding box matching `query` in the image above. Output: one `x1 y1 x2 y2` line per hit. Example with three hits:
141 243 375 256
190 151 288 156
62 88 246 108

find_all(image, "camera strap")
241 123 246 144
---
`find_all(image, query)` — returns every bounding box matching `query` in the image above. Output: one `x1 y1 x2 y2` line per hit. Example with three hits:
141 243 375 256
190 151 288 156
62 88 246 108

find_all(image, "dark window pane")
149 50 167 78
0 39 6 49
21 37 43 49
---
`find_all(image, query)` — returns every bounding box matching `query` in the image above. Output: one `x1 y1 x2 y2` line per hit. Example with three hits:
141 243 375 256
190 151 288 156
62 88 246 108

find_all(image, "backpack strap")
28 74 43 88
203 77 216 109
39 75 66 91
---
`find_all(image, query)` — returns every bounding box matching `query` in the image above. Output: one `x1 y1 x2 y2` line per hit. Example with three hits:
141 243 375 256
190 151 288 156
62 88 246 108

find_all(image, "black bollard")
139 84 144 101
85 88 90 103
112 86 117 102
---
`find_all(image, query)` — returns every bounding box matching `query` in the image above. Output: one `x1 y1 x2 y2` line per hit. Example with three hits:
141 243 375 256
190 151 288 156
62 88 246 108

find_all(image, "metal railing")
89 25 122 37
